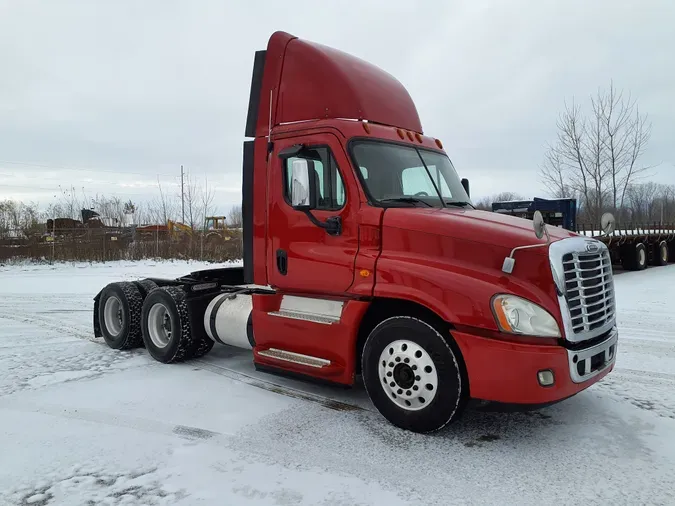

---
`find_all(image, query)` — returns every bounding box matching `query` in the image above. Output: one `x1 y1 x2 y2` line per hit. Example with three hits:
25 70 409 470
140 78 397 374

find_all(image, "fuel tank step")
268 309 339 325
257 348 331 368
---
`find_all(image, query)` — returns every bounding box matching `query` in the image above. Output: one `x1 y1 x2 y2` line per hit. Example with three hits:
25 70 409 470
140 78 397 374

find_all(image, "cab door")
267 132 358 295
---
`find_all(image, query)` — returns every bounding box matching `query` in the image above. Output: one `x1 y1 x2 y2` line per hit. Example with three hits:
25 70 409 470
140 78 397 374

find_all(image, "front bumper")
452 328 617 405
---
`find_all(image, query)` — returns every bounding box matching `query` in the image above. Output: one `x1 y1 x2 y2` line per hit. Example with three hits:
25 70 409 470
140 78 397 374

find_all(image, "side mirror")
290 158 315 210
532 210 549 240
601 212 616 236
461 178 470 198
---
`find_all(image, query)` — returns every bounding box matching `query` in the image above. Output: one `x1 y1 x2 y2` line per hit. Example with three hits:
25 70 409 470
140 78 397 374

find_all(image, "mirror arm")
302 210 342 236
502 231 551 274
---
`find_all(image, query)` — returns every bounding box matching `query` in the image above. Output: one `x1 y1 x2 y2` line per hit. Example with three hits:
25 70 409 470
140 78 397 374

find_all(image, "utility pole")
181 165 185 223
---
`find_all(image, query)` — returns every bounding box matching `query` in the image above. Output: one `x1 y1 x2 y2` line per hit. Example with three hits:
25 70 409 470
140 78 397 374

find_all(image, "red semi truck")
93 31 618 433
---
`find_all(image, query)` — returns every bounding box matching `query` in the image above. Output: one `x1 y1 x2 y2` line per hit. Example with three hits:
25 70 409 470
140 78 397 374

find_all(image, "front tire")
98 282 144 350
362 316 466 433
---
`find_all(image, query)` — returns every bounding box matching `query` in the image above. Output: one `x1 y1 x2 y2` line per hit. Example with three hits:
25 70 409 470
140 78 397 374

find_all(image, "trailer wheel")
135 279 159 298
652 241 669 266
621 242 647 271
98 282 144 350
361 316 466 433
141 286 194 363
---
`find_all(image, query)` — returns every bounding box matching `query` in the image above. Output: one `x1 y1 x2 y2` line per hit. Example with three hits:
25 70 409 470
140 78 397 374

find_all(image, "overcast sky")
0 0 673 218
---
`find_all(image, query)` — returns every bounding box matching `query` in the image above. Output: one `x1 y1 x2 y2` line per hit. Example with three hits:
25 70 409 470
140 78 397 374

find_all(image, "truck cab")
93 31 618 433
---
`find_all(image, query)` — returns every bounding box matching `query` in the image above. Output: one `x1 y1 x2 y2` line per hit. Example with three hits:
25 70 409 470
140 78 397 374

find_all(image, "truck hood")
382 207 577 252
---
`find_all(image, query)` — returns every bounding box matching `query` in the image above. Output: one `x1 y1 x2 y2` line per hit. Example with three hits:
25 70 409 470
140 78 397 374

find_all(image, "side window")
284 146 346 210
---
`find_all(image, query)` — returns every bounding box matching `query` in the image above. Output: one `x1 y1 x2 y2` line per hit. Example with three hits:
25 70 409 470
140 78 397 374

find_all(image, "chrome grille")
562 249 615 334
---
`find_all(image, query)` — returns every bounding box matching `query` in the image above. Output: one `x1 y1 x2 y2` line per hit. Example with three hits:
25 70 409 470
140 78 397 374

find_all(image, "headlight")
491 294 561 337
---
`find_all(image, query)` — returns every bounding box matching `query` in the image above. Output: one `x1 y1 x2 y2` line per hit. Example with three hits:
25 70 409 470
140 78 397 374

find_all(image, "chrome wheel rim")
378 340 439 411
147 303 172 349
103 296 123 336
638 248 646 266
661 244 668 263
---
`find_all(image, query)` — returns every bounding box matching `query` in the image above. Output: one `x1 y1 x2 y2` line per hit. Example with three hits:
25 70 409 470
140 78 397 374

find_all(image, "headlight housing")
491 294 561 337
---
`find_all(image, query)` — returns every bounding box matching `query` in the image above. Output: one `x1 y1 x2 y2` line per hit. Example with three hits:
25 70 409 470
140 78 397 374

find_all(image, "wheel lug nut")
397 389 403 395
395 357 401 362
412 365 417 370
406 390 411 396
390 382 395 387
386 371 392 377
413 385 418 391
404 358 410 363
415 375 420 381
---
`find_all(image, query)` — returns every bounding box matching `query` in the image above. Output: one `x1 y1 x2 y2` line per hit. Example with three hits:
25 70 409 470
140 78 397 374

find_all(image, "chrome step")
257 348 331 368
268 309 338 325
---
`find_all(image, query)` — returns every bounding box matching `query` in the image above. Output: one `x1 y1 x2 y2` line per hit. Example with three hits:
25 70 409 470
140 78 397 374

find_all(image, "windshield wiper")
444 201 473 208
380 197 433 208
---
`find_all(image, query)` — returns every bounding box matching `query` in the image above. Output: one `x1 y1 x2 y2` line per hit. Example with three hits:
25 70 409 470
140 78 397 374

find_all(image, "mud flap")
93 290 102 337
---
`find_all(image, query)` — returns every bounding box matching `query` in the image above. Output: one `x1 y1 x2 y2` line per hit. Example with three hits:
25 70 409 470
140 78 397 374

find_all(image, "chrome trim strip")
267 295 343 325
567 328 618 383
268 310 338 325
258 348 331 368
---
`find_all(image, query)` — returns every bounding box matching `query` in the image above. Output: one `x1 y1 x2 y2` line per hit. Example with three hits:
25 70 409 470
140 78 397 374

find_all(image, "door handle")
276 249 288 275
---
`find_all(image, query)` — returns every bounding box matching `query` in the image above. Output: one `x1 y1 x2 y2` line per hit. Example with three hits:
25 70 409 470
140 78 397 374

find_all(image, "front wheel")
362 316 467 433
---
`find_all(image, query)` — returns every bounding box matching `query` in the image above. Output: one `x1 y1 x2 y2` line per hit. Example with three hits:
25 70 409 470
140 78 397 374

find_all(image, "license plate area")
568 331 617 383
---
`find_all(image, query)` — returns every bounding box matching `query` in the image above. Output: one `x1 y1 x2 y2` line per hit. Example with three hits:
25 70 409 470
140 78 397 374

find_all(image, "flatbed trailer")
577 223 675 270
493 198 674 271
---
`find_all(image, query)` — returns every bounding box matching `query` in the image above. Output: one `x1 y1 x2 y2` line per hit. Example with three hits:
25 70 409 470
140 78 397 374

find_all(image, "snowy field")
1 260 674 505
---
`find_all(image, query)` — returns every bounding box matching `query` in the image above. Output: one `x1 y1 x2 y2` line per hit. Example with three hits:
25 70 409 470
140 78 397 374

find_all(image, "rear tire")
140 286 214 362
135 279 159 298
141 286 194 363
652 241 669 266
621 242 647 271
361 316 466 433
98 282 144 350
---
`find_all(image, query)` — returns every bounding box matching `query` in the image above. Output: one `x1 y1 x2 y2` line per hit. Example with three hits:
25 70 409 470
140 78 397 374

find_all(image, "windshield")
350 141 471 208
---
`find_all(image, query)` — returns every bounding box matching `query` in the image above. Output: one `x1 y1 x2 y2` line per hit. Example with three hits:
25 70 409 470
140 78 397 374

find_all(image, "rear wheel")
98 282 144 349
362 316 466 433
141 287 193 363
652 241 669 266
135 279 159 298
621 242 647 271
140 286 214 363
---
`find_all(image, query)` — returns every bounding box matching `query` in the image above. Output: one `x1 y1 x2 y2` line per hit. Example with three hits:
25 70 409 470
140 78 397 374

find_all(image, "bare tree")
540 84 652 224
149 177 177 225
228 204 242 228
597 82 652 211
198 177 216 230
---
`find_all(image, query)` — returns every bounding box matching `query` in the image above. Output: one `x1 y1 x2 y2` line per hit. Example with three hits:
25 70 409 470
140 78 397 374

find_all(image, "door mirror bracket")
289 157 341 235
302 212 342 236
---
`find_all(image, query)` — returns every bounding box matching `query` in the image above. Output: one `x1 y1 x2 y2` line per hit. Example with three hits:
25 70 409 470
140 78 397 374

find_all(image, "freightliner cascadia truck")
93 31 619 433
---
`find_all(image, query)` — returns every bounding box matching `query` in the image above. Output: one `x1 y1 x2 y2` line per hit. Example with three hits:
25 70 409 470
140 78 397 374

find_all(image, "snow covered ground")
1 260 674 505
